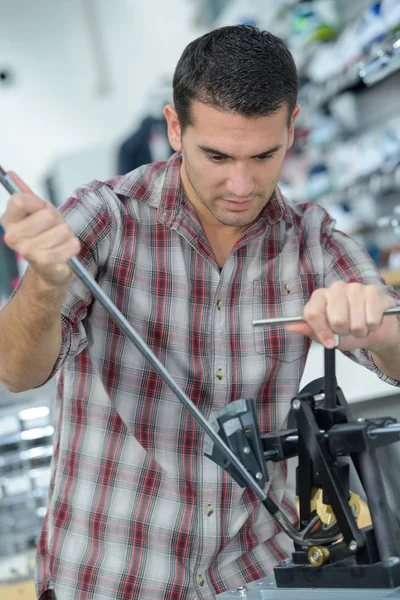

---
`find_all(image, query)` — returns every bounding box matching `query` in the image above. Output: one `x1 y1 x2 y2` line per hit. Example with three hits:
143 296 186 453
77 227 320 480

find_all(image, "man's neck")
202 225 244 267
188 200 246 267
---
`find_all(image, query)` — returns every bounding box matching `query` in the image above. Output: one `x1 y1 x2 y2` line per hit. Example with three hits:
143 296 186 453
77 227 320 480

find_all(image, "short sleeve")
46 183 114 380
321 211 400 387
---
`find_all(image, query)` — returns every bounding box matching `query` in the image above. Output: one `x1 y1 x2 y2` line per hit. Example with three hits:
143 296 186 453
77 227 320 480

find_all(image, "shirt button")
216 298 223 310
204 504 214 516
197 574 205 586
216 369 223 380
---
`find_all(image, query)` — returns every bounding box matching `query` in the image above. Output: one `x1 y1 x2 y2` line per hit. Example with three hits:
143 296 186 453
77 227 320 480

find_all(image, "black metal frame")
261 350 400 589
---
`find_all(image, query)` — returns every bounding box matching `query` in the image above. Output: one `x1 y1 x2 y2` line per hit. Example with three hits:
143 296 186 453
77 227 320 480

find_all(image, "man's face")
165 100 299 230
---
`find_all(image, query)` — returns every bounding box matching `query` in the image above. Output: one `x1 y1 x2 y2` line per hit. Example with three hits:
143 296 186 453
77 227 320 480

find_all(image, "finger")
365 286 395 331
7 171 34 194
34 238 80 270
4 207 61 248
303 289 337 348
325 281 350 336
284 322 316 339
18 223 77 259
2 194 49 230
346 283 368 338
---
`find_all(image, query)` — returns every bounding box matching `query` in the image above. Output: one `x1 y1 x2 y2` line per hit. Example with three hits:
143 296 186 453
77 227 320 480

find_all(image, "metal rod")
370 426 400 435
284 425 400 443
358 448 400 560
324 348 337 409
0 165 270 503
0 166 17 194
252 305 400 327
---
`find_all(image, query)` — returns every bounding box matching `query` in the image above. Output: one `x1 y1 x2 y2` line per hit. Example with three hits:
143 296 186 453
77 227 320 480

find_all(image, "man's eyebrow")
198 144 282 159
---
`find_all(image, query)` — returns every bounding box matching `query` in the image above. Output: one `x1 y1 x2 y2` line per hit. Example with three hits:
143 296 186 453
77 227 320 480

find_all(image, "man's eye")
209 155 225 162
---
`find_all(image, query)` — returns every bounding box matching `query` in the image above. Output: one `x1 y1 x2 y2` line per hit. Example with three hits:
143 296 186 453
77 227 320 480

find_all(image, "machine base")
216 576 400 599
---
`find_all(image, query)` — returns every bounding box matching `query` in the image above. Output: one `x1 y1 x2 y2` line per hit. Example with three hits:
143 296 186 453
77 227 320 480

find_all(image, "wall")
0 0 202 210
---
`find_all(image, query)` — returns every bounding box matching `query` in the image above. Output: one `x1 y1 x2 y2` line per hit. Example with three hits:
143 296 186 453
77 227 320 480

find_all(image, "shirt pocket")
252 274 319 362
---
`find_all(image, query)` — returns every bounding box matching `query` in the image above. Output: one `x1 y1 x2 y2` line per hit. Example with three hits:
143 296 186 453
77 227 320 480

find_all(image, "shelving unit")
0 382 55 568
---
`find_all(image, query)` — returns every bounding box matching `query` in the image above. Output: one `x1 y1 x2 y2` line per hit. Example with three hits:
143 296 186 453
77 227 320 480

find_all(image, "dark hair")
173 25 299 131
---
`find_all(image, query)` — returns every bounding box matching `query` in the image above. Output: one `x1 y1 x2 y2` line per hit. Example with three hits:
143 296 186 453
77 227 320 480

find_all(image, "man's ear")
287 104 301 150
164 105 183 152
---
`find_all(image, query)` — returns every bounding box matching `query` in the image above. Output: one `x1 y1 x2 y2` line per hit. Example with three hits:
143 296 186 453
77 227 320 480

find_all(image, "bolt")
255 472 263 480
281 558 293 567
236 585 247 596
243 446 251 454
314 393 325 403
292 399 301 410
348 540 358 552
357 418 365 423
311 551 320 562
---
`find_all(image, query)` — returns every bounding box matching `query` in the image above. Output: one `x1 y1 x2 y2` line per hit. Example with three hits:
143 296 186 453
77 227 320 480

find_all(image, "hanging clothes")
117 116 174 175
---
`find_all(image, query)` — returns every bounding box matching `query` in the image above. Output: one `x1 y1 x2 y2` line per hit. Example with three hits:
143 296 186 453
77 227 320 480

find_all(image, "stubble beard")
183 160 272 228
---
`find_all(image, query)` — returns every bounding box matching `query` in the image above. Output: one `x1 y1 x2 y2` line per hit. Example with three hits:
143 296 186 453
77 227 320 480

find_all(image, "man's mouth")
222 198 253 211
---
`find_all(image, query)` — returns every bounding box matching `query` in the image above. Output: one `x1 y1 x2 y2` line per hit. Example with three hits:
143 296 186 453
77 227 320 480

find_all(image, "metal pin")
369 425 400 435
252 305 400 327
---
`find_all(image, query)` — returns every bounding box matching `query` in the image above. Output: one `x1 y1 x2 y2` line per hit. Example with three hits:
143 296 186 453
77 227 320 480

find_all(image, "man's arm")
0 268 67 392
0 174 80 392
371 318 400 381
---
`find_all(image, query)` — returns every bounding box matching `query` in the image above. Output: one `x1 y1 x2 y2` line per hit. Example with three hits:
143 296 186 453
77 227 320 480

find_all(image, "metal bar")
358 448 400 560
0 165 270 503
0 166 17 194
370 426 400 435
252 305 400 327
324 348 337 409
286 425 400 443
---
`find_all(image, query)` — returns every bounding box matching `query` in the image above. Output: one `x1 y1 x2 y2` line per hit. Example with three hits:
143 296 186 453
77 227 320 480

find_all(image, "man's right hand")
1 172 81 287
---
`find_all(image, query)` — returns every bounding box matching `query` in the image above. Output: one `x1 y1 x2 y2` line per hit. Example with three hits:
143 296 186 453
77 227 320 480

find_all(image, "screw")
236 585 247 596
314 393 325 403
311 551 320 562
357 418 365 422
255 472 263 480
292 399 301 410
243 446 251 454
348 540 358 552
281 558 293 567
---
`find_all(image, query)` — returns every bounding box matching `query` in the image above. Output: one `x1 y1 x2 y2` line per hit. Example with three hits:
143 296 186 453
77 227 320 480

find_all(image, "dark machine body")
211 349 400 598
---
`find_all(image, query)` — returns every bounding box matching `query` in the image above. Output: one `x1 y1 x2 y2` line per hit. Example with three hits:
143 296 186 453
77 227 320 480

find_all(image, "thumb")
284 322 316 341
7 171 34 194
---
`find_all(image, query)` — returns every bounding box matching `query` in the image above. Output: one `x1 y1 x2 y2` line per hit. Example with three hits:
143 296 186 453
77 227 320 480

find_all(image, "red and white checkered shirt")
36 153 400 600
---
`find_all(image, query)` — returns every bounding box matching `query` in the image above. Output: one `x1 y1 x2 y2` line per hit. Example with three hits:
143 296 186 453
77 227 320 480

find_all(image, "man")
1 25 400 600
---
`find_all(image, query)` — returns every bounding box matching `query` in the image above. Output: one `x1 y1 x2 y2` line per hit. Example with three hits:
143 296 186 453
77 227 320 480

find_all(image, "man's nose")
225 164 255 198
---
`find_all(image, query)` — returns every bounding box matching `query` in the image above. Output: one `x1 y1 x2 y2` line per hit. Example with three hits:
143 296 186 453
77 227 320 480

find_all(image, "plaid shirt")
36 153 400 600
